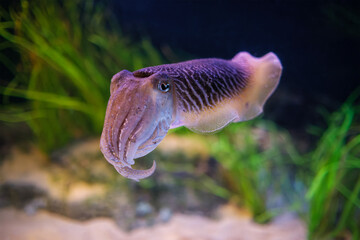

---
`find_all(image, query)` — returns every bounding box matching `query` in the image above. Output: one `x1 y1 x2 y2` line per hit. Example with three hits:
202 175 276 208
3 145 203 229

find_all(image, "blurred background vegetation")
0 0 164 151
0 0 359 239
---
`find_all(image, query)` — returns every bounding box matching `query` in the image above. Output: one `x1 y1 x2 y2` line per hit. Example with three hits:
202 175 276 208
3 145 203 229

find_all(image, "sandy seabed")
0 207 306 240
0 139 306 240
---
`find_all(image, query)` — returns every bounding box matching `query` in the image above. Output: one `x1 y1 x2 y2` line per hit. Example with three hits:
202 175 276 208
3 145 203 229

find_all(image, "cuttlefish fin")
182 100 239 133
231 52 282 121
182 52 282 133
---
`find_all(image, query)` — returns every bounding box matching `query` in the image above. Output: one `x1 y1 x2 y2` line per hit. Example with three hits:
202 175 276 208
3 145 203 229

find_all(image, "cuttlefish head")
100 70 175 181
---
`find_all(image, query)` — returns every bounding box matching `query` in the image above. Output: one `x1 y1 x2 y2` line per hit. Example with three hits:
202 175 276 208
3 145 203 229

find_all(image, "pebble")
135 202 153 217
24 198 46 215
158 207 172 223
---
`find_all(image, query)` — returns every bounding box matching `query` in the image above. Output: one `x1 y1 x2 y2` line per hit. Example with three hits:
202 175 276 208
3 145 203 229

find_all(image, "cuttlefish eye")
158 81 171 92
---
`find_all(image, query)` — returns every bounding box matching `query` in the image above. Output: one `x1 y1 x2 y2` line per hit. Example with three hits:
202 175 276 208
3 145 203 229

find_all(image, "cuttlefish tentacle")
135 118 171 159
100 71 174 180
114 161 156 182
100 52 282 181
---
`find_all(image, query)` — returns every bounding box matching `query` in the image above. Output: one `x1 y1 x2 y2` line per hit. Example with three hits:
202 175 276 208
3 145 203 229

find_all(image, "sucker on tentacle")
100 51 282 181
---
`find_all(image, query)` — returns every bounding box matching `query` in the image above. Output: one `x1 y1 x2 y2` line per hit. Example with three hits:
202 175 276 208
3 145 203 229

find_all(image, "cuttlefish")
100 51 282 181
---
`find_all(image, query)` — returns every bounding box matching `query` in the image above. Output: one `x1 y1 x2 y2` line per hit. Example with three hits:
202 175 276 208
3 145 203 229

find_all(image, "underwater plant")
0 0 164 151
305 92 360 239
207 92 360 231
209 119 305 223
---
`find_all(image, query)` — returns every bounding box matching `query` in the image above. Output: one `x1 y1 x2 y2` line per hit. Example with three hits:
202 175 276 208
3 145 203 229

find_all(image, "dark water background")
111 0 360 129
1 0 359 132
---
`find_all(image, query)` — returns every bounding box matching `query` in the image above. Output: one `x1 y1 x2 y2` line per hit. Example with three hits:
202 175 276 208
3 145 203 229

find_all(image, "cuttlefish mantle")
100 51 282 181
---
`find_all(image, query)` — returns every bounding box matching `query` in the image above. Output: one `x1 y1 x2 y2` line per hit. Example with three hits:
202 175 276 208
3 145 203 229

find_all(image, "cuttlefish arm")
100 52 282 181
114 161 156 181
100 70 174 181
